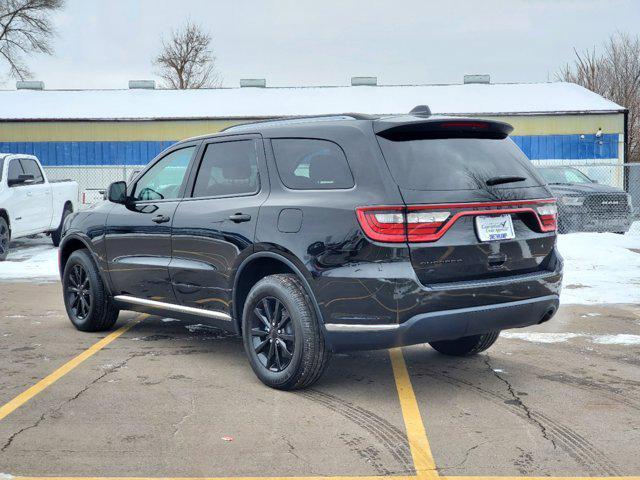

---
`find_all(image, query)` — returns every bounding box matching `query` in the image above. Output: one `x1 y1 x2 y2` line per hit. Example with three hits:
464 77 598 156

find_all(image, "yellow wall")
0 113 625 142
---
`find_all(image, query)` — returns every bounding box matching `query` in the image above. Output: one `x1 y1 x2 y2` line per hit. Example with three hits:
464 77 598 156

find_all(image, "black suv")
59 110 563 390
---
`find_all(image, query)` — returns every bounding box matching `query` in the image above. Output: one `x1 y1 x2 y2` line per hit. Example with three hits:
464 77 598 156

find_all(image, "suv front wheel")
429 331 500 356
242 274 330 390
63 249 119 332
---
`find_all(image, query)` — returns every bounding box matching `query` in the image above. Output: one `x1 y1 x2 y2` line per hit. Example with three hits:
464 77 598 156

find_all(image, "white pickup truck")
0 154 78 261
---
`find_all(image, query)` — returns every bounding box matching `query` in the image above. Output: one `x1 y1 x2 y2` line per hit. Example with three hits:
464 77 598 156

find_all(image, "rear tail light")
355 207 406 243
356 199 557 243
536 203 558 232
406 210 450 241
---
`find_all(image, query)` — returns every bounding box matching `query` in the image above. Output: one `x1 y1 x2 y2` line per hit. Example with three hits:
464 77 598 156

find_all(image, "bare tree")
154 21 220 89
0 0 63 80
558 32 640 163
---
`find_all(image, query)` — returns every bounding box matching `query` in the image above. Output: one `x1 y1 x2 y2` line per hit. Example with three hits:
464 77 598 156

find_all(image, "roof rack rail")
222 113 375 132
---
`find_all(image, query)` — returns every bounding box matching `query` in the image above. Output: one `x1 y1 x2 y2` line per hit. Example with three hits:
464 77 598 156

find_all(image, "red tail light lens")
357 199 557 243
406 210 450 241
536 203 558 232
355 207 406 243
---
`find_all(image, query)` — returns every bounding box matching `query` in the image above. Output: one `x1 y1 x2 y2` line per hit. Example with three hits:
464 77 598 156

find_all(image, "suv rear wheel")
429 331 500 356
63 249 119 332
242 274 330 390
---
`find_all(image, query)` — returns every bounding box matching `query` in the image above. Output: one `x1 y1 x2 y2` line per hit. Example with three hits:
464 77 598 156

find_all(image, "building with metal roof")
0 78 627 199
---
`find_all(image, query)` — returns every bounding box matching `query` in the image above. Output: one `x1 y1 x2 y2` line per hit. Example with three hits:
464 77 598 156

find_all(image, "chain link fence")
531 161 639 234
43 165 144 205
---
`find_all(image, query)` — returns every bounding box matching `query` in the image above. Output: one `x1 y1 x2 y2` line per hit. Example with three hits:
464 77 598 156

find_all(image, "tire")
429 331 500 356
0 217 9 261
62 249 119 332
51 204 72 247
242 273 330 390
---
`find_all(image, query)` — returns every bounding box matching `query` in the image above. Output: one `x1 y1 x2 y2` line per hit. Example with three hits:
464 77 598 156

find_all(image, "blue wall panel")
512 133 618 160
0 134 619 166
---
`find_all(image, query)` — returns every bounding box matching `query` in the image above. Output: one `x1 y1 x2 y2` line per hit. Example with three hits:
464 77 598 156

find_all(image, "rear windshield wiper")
485 175 527 186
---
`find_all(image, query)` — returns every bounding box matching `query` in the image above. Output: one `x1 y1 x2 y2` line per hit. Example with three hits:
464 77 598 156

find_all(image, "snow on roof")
0 82 624 121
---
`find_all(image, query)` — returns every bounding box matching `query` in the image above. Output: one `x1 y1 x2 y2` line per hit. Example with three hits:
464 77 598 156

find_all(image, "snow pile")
557 223 640 305
0 236 58 282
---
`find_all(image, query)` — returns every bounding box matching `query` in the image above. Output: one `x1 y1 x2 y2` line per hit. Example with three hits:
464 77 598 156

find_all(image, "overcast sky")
4 0 640 90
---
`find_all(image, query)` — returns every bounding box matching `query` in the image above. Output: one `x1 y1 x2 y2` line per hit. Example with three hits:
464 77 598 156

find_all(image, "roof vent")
129 80 155 89
351 76 377 86
240 78 266 88
16 80 44 90
463 74 490 84
410 105 432 117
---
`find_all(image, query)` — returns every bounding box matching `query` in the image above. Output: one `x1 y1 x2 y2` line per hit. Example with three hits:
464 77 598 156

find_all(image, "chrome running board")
114 295 232 322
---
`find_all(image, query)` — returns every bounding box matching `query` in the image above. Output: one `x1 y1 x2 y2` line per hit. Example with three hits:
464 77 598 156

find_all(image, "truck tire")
242 273 330 390
51 204 72 247
0 217 10 261
62 249 119 332
429 331 500 356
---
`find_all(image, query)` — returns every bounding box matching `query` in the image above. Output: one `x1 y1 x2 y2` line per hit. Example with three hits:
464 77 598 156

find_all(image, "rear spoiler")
374 119 514 141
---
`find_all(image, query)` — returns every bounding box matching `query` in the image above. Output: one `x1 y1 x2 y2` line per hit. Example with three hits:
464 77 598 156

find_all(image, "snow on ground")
557 221 640 305
0 223 639 306
0 235 59 282
501 332 640 345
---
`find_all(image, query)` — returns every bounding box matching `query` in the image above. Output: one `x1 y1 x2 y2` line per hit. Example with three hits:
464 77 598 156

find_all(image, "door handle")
26 191 33 196
152 214 171 224
229 213 251 223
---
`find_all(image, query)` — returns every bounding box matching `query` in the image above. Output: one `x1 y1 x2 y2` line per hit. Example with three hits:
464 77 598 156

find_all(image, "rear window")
377 137 542 191
272 138 354 190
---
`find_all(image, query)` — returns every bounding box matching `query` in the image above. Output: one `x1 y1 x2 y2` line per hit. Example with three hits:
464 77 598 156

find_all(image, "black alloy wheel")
250 296 295 372
66 263 92 321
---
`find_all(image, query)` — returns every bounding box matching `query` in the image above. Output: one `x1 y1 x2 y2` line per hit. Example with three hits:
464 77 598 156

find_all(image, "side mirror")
592 179 599 184
107 181 128 204
8 174 34 187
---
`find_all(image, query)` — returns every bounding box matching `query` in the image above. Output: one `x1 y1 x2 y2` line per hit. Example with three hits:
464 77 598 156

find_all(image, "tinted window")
8 159 24 183
133 146 194 201
538 167 592 184
20 159 44 183
272 139 354 190
192 140 259 197
377 137 542 191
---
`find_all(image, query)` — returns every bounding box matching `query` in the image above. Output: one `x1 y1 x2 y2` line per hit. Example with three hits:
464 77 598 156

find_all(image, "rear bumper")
325 294 559 352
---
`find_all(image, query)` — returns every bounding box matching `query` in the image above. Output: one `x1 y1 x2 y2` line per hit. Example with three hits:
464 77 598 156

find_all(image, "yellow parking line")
0 314 147 422
389 348 438 478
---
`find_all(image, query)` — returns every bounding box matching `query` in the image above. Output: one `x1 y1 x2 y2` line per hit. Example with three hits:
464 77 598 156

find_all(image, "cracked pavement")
1 282 640 476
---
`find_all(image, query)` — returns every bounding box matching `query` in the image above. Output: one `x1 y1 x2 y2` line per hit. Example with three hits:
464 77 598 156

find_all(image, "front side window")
133 146 195 201
19 159 44 184
7 159 24 184
192 140 259 198
271 139 354 190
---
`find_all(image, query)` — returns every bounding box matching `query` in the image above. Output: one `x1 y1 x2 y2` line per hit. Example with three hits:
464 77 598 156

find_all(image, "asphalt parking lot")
1 282 639 478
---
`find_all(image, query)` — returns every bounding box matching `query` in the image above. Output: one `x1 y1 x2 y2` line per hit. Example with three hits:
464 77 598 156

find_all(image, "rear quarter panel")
255 124 412 326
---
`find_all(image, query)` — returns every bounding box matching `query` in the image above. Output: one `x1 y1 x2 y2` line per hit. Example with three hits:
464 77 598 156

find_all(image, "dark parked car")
537 166 632 234
59 110 563 390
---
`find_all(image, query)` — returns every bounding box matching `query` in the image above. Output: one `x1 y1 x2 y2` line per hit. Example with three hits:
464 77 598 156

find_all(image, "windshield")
377 136 542 191
537 166 593 184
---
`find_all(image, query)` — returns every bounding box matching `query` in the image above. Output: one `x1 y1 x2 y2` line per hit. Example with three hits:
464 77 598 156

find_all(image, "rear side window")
192 140 259 198
20 159 44 184
377 137 542 191
272 139 354 190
